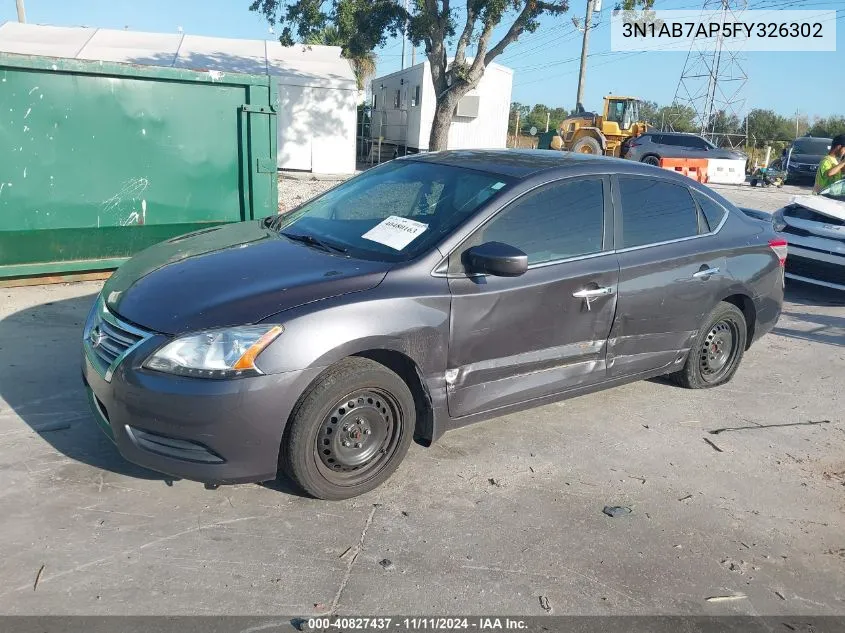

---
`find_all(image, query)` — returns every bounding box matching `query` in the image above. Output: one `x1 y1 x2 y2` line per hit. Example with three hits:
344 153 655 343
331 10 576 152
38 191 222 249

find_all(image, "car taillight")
769 238 788 267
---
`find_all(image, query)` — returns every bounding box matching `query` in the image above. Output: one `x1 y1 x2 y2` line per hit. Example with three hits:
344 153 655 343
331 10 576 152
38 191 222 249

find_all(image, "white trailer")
369 61 513 154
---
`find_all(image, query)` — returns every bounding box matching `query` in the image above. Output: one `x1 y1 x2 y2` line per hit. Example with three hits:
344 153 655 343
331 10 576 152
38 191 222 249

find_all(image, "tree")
251 0 653 151
808 116 845 139
305 25 376 90
743 109 793 147
662 104 697 133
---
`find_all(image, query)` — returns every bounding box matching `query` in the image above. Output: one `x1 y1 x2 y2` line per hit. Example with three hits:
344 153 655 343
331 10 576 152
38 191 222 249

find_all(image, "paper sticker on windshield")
491 182 506 190
362 216 428 251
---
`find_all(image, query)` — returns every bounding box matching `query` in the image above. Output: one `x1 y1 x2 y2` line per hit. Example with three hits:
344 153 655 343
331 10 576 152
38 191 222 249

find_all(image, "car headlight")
144 325 284 379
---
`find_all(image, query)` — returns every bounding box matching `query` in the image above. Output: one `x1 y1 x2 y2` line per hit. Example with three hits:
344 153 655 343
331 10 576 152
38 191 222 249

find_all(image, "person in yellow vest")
813 134 845 193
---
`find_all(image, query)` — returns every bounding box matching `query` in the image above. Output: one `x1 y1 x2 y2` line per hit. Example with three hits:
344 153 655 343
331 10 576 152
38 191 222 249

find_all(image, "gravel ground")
278 175 348 213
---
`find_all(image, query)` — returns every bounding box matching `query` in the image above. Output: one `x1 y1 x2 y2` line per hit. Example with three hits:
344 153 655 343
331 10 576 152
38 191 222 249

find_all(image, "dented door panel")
447 254 619 418
609 241 727 376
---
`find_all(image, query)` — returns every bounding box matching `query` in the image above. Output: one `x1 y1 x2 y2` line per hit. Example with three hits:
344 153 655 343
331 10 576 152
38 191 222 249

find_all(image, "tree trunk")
429 91 465 151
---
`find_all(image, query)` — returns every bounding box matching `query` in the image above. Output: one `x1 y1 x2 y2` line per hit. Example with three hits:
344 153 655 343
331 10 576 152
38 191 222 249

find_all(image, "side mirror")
463 241 528 277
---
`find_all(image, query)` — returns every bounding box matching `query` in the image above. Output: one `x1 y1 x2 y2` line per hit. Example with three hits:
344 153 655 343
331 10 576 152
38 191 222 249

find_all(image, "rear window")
619 177 700 248
692 190 727 231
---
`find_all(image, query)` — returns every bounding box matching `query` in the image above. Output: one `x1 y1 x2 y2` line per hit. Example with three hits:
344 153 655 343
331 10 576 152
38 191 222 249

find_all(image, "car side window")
451 178 605 271
690 137 709 150
618 177 699 248
692 190 727 232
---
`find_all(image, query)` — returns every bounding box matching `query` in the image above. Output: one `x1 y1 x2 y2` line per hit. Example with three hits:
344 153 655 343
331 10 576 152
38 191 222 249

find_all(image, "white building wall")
371 61 512 152
446 64 512 150
277 83 357 174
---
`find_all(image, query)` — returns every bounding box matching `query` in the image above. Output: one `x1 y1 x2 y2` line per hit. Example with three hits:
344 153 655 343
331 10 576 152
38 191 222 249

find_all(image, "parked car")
775 136 832 186
623 132 746 165
772 179 845 291
82 151 785 500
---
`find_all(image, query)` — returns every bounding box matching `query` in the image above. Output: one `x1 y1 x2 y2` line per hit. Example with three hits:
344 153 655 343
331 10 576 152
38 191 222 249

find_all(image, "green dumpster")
536 131 557 151
0 53 277 280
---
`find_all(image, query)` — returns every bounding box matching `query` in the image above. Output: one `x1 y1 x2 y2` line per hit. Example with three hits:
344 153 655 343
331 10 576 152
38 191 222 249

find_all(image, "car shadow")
773 281 845 348
0 290 305 495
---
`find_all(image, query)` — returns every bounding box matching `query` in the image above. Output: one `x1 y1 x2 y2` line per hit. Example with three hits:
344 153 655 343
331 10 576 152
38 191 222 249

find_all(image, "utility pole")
514 111 521 145
16 0 26 22
411 46 415 66
795 107 800 137
575 0 594 109
401 0 409 70
545 111 550 133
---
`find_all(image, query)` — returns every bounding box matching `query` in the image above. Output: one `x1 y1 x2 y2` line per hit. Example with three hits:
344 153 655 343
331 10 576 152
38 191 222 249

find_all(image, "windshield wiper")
281 231 348 254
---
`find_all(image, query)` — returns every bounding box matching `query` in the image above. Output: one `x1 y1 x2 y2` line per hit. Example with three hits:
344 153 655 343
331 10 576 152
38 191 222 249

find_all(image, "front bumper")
780 234 845 292
81 312 322 485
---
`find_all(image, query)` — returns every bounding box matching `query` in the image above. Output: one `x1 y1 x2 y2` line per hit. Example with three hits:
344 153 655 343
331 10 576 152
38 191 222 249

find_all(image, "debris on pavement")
338 546 352 560
603 506 632 518
709 420 830 435
539 595 552 613
775 591 786 600
33 564 44 591
703 438 724 453
678 494 693 502
378 558 395 571
705 594 747 603
488 477 501 487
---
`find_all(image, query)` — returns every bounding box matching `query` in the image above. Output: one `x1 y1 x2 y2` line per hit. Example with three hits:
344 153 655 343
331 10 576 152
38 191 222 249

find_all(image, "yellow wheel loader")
550 96 649 157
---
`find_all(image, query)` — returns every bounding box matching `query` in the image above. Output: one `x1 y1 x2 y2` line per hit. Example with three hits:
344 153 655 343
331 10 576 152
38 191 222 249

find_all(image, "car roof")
406 149 654 179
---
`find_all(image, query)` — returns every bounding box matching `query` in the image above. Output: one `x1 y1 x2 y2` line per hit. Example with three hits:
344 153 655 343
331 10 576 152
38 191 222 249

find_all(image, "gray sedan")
82 151 784 500
624 132 746 165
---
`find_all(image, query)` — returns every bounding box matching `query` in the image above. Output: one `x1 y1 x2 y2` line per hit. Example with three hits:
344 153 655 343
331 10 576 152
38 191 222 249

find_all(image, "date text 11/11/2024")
306 617 529 630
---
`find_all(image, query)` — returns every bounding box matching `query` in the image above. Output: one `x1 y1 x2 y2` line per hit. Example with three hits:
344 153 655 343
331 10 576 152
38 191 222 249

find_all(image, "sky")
1 0 843 120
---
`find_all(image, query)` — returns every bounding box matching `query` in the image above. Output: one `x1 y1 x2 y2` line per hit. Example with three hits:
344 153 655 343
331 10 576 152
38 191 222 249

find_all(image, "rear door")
446 176 618 418
608 176 729 377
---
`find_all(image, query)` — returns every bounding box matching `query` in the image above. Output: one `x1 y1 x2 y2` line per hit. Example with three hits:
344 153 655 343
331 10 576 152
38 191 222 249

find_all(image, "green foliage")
808 116 845 139
306 25 376 90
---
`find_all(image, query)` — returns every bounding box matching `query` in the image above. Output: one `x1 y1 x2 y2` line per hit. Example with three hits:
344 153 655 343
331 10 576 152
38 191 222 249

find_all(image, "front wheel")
669 302 747 389
572 136 602 155
642 155 660 166
282 357 416 500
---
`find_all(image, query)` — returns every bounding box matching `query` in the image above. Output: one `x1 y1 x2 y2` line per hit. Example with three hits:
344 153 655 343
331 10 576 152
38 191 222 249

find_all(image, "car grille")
84 298 150 380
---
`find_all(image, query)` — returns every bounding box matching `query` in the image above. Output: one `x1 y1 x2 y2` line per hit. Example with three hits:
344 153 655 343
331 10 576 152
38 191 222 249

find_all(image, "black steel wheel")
669 301 748 389
642 155 660 166
698 319 740 384
282 357 415 500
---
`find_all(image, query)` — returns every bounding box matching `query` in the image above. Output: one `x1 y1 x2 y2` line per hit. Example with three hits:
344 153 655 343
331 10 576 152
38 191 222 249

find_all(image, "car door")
608 175 728 377
445 176 619 418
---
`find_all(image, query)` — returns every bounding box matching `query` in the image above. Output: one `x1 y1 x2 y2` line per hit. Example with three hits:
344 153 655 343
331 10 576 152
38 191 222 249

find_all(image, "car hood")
102 220 392 335
789 195 845 222
787 153 822 165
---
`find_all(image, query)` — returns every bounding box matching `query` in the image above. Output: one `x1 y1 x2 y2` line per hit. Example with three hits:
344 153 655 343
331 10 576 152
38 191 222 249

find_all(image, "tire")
642 155 660 167
750 179 758 187
572 136 602 155
282 357 416 500
668 302 747 390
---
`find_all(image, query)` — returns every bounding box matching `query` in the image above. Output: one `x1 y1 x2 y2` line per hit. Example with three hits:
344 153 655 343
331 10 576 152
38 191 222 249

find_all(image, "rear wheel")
572 136 602 155
642 155 660 166
282 357 416 500
669 302 747 389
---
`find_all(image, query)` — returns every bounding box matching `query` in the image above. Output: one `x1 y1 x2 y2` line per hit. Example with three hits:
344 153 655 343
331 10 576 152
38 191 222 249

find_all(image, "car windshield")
792 138 831 155
820 179 845 202
274 160 513 262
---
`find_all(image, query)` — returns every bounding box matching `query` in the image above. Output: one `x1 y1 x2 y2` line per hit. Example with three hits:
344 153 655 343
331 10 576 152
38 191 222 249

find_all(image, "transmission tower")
669 0 748 147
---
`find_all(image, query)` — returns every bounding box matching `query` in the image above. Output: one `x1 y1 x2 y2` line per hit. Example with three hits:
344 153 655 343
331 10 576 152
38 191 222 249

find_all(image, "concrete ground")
0 183 843 617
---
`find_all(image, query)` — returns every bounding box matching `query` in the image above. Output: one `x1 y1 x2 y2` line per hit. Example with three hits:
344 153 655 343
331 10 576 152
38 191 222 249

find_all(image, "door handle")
573 287 615 298
692 267 720 279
